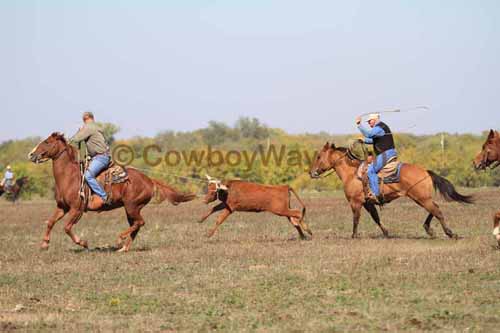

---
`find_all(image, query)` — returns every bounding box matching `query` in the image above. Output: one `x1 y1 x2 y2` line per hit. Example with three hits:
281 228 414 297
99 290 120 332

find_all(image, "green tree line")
1 117 498 199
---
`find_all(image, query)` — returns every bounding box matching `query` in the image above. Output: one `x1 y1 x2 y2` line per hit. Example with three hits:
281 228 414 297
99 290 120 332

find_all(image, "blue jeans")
84 154 110 200
367 149 397 196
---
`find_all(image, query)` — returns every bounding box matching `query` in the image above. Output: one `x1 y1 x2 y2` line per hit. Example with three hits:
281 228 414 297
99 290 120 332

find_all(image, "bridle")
479 145 500 170
313 151 348 179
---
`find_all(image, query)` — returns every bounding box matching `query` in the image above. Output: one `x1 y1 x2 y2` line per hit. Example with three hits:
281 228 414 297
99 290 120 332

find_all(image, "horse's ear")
488 129 496 140
330 143 336 149
323 142 330 150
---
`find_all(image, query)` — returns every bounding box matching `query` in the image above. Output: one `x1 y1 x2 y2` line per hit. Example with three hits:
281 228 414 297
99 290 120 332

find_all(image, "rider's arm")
70 126 91 145
364 137 374 144
357 124 385 139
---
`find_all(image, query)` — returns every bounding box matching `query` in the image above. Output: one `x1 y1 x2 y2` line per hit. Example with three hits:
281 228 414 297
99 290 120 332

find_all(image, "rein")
317 152 348 178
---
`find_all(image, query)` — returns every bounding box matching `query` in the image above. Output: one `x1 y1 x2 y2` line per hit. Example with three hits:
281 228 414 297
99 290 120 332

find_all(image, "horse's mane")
50 132 78 163
330 145 361 167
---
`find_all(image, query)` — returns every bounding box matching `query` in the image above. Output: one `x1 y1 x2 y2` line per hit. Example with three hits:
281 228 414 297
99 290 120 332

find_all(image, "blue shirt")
4 171 13 180
357 121 385 144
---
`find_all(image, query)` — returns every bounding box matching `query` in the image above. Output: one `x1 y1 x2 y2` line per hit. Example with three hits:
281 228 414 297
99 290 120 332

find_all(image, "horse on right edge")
473 129 500 246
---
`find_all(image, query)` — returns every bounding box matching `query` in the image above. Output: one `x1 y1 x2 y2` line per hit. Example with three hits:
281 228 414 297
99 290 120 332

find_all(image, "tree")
98 122 120 145
201 121 239 146
235 117 270 140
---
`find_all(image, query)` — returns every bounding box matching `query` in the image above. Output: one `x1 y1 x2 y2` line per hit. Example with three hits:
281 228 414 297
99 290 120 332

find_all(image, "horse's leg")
423 213 436 238
117 206 145 252
493 210 500 246
421 199 456 239
41 206 67 249
207 208 231 238
63 209 88 248
350 201 362 238
363 203 389 237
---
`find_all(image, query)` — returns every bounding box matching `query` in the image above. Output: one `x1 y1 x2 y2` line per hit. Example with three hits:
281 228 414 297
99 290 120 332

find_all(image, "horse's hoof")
79 240 89 248
40 242 49 250
352 233 360 239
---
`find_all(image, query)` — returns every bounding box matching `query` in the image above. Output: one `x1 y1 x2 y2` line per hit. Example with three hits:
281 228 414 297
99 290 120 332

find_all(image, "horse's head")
17 176 29 186
473 129 500 170
309 142 343 179
28 132 69 164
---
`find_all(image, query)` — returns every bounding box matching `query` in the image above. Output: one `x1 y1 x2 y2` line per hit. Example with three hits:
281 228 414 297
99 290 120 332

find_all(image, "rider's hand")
355 116 362 125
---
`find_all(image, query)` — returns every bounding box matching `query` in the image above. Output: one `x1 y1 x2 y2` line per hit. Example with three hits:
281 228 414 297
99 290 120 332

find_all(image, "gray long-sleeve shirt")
70 122 109 157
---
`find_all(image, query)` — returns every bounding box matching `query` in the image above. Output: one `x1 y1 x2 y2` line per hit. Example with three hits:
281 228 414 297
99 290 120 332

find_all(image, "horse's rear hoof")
79 240 89 248
40 242 49 250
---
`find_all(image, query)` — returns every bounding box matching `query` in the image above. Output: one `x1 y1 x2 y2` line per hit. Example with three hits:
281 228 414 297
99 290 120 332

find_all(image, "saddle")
356 157 402 183
79 161 129 210
356 157 403 202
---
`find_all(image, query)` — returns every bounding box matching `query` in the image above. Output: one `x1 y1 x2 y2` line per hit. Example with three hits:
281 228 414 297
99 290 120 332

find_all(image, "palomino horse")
473 129 500 245
28 133 196 252
0 176 29 202
310 142 473 239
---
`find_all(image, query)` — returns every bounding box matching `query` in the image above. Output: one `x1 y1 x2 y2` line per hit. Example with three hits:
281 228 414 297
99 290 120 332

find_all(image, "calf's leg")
207 208 232 238
199 203 226 223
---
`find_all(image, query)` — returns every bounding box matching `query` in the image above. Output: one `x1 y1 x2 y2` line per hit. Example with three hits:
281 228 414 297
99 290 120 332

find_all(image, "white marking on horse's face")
28 142 41 159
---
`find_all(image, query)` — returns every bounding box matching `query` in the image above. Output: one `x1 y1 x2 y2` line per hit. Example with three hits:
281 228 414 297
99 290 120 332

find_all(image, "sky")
2 0 499 142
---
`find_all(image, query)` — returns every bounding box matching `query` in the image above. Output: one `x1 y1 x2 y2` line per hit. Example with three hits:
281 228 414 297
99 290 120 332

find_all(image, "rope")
127 166 208 184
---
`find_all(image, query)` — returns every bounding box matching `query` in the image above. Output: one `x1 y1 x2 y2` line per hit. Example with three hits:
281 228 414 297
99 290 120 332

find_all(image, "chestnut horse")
310 142 473 239
28 133 196 252
473 129 500 245
0 176 29 202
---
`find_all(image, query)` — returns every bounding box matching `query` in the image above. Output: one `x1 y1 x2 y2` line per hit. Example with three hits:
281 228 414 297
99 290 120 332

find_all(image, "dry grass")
1 188 500 332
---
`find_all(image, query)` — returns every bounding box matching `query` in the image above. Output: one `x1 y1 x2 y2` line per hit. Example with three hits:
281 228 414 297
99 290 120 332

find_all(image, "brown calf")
200 176 311 239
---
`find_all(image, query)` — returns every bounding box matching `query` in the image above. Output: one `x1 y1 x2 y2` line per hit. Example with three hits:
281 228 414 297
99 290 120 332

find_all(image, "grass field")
1 188 500 332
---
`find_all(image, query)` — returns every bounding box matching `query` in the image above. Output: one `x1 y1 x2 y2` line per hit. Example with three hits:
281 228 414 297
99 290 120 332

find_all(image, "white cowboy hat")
6 165 11 170
367 113 380 121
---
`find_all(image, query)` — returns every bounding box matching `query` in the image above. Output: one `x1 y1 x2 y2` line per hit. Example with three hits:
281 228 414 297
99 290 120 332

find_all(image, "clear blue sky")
2 0 499 141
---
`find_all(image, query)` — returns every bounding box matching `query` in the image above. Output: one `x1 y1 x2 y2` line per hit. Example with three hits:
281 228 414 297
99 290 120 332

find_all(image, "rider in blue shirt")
356 114 397 204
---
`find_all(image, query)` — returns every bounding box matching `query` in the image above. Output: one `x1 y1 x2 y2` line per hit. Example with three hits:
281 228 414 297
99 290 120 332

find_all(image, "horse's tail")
152 179 196 205
427 170 474 204
289 187 306 222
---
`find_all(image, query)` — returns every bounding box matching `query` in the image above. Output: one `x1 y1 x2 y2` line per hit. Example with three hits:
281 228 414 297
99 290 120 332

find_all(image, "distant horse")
473 129 500 246
309 142 473 239
29 132 196 252
0 176 29 202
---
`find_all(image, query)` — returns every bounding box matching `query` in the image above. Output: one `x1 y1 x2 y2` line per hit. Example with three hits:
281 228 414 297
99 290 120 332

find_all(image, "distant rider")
1 165 14 190
70 112 110 210
356 113 397 204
